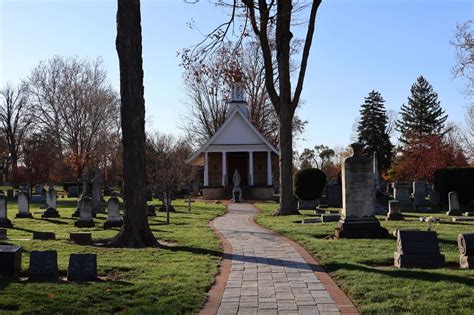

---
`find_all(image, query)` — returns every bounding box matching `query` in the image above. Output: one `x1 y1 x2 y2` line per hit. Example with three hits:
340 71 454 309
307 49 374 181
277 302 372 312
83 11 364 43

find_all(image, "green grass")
255 202 474 315
0 198 226 314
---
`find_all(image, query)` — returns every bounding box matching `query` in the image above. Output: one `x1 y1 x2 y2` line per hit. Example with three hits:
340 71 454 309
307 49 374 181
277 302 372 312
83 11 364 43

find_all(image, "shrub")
434 167 474 205
294 168 326 200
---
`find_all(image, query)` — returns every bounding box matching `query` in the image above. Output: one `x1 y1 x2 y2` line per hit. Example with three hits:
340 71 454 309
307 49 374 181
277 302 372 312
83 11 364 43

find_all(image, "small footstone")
67 253 97 281
0 245 22 276
321 214 340 223
464 212 474 217
70 232 93 245
32 232 56 240
41 208 60 218
29 250 58 281
0 228 7 240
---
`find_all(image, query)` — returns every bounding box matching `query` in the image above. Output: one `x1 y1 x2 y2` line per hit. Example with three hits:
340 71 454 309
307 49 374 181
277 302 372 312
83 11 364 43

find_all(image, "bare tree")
109 0 158 247
27 56 120 179
146 133 193 225
188 1 321 214
0 83 33 181
452 20 474 99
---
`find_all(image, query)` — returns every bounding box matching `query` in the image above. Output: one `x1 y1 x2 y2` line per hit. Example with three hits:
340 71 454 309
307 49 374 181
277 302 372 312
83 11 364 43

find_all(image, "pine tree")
397 76 448 144
357 90 393 171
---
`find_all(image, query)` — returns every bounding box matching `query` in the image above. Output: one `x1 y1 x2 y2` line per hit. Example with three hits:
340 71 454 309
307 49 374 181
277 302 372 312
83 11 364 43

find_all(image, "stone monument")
447 191 462 216
458 233 474 269
394 230 445 268
386 200 404 220
373 152 380 191
232 169 242 203
16 191 32 218
393 182 414 211
0 194 12 227
412 181 427 207
29 250 58 281
42 186 60 218
92 168 104 214
335 143 388 239
74 196 94 228
103 197 123 228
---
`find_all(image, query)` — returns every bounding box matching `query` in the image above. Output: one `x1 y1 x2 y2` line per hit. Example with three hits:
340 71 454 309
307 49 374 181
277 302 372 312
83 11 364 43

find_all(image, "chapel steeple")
228 69 249 117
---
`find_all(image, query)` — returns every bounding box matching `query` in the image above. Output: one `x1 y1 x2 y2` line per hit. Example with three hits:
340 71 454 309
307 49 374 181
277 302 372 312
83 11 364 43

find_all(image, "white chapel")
186 73 279 200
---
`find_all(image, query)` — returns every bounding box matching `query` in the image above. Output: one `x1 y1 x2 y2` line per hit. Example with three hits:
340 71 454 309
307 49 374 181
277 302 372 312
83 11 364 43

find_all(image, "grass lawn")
0 198 225 314
255 202 474 315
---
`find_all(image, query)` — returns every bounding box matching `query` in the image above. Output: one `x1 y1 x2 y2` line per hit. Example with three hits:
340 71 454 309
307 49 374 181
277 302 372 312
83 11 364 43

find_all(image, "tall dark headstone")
29 250 58 281
335 143 388 239
0 195 12 227
0 245 22 276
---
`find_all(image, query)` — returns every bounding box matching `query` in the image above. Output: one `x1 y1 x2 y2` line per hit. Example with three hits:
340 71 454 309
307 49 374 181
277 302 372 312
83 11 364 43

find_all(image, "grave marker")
103 197 123 228
458 233 474 269
16 192 32 218
0 195 12 227
42 187 60 218
0 245 22 276
29 250 58 281
447 191 462 216
394 230 445 268
74 196 94 228
67 253 97 281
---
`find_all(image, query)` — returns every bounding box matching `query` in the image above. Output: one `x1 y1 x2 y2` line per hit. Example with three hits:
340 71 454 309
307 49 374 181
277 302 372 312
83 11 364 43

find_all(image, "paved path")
211 203 345 315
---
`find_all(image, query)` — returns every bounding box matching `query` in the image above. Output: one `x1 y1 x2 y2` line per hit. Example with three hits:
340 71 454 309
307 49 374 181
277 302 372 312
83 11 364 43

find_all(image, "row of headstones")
387 190 472 221
395 230 474 269
0 191 123 229
0 246 97 281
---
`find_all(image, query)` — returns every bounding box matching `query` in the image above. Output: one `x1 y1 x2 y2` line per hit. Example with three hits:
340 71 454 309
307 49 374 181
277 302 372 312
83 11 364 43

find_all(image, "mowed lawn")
255 202 474 315
0 198 226 314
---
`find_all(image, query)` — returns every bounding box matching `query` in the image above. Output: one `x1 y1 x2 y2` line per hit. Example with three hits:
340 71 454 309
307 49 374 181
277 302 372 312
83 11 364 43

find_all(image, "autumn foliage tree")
392 134 468 181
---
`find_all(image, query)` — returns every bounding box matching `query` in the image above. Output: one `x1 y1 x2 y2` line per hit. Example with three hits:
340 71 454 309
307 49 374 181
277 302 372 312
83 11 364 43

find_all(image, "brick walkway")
210 203 356 315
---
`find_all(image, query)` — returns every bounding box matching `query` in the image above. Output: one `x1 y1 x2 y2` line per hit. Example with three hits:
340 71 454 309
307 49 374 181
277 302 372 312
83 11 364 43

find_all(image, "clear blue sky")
1 0 472 150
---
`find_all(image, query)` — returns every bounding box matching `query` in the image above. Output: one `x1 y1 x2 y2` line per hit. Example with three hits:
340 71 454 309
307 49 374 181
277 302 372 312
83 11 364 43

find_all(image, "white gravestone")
447 191 462 216
16 192 32 218
74 196 94 227
42 187 60 218
103 197 123 228
0 195 12 227
335 143 388 239
386 200 404 221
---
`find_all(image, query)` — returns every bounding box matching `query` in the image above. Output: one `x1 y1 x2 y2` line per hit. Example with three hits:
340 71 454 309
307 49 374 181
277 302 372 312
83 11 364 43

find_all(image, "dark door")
227 152 248 186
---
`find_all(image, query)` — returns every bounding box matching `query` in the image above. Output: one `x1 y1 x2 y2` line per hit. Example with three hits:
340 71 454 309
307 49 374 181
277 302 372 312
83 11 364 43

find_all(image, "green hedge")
434 168 474 205
294 168 326 200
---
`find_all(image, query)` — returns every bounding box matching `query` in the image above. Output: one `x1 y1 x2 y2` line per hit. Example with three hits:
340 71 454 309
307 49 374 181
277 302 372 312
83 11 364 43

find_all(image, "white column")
204 152 209 186
249 151 254 186
222 152 227 186
267 151 272 186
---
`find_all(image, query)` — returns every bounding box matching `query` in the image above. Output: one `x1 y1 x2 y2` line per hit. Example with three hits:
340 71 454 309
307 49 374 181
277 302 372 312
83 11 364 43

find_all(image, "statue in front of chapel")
232 169 242 203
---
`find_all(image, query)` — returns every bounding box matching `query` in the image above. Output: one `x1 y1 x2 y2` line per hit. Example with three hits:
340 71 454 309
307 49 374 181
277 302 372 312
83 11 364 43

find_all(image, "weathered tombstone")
394 230 445 268
335 143 388 239
386 200 404 221
72 197 81 217
103 197 123 228
70 232 93 245
232 169 242 203
458 233 474 269
32 232 56 240
0 195 12 227
0 229 7 240
0 245 22 276
67 186 80 198
429 191 440 206
92 168 104 214
326 184 342 207
147 204 156 217
67 253 97 281
16 191 32 218
464 211 474 217
29 250 58 281
412 181 427 206
42 187 60 218
393 182 413 211
74 196 94 228
6 189 14 201
447 191 462 216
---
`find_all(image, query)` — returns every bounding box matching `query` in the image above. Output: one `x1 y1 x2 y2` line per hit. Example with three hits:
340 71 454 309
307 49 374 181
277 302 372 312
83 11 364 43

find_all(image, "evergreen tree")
397 76 448 144
357 90 393 171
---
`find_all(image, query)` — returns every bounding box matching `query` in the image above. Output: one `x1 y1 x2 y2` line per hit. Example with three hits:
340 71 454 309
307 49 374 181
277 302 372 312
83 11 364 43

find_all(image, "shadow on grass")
327 262 474 287
33 218 69 225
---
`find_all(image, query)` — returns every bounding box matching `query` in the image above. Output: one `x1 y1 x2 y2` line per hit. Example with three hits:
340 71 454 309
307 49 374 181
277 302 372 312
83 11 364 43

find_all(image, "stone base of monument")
103 219 123 229
394 252 445 268
232 187 242 203
15 213 32 219
74 219 95 228
463 212 474 217
0 218 13 228
447 210 463 216
41 208 60 218
386 212 404 221
335 217 389 239
147 205 156 217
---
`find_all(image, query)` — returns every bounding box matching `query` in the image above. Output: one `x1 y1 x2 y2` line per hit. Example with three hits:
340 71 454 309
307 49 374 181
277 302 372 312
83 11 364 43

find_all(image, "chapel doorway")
227 152 249 186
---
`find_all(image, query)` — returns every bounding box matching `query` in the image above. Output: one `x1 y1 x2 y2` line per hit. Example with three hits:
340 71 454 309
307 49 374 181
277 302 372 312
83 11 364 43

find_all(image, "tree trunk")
165 193 170 225
108 0 158 248
278 104 298 215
